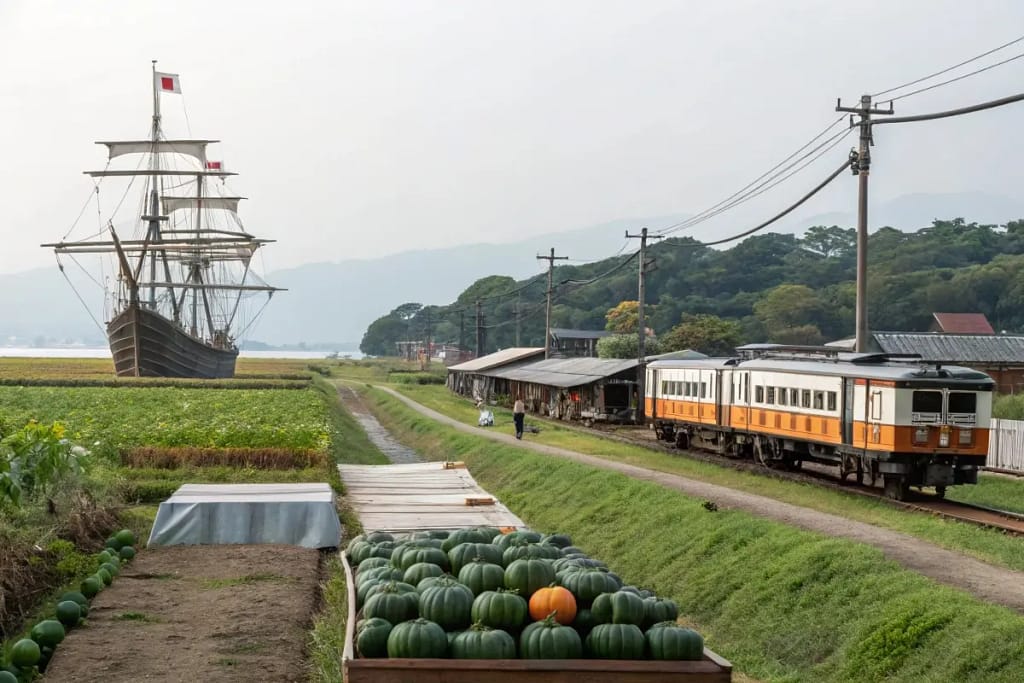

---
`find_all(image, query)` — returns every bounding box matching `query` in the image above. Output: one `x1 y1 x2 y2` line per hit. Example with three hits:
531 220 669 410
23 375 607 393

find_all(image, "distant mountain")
3 192 1023 347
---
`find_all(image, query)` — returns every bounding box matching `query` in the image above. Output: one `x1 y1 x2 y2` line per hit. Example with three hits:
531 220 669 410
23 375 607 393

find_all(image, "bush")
120 447 327 470
2 422 87 507
388 372 444 385
993 394 1024 420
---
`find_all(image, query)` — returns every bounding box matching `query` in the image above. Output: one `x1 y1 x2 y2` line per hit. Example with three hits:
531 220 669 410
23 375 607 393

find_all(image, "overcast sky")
3 0 1024 275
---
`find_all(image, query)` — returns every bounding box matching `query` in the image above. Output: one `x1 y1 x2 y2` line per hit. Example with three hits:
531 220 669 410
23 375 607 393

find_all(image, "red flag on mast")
155 72 181 94
205 161 223 170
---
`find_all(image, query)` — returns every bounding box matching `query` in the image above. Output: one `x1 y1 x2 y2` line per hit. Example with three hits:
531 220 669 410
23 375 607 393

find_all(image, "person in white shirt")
513 395 526 439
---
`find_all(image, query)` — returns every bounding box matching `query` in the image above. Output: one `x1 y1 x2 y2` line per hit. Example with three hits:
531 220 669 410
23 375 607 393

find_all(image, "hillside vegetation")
362 219 1024 355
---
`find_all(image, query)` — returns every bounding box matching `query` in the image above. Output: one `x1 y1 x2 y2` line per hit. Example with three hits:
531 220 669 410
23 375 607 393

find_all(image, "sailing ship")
43 65 283 378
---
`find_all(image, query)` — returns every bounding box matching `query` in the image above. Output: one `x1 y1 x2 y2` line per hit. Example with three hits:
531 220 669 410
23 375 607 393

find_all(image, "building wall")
979 366 1024 394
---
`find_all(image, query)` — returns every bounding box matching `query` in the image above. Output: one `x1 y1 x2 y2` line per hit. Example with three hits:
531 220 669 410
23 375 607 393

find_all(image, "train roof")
648 355 995 386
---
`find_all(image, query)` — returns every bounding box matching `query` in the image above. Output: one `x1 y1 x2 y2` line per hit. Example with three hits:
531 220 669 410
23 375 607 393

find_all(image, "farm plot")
41 544 322 682
0 386 332 457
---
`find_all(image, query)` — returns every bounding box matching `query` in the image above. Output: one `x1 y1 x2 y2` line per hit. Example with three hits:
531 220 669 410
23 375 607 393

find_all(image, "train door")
649 367 659 420
842 378 854 444
716 370 725 426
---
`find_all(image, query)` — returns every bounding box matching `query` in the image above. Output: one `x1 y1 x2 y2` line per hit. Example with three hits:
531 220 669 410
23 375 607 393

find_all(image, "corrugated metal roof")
481 357 639 388
875 332 1024 364
447 347 545 372
932 313 995 334
646 349 710 361
550 328 611 340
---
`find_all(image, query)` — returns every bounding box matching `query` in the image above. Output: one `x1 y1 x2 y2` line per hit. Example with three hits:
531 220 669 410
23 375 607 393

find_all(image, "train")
645 344 994 500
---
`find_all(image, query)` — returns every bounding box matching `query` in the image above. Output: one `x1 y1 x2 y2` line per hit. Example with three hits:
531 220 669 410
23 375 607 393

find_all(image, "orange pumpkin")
528 586 577 624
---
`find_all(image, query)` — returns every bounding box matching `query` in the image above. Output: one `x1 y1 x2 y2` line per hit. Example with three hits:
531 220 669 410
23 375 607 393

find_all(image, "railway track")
532 416 1024 536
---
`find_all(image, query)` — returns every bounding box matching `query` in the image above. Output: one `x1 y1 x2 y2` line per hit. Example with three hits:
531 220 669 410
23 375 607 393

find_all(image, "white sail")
162 197 244 214
99 140 218 163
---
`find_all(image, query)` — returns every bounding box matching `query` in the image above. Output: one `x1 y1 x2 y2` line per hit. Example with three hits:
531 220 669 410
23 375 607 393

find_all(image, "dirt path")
45 545 321 682
377 385 1024 613
336 383 421 463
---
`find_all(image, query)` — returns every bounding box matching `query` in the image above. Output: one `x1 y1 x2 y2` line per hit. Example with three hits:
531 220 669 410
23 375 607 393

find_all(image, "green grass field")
374 382 1024 574
362 385 1024 683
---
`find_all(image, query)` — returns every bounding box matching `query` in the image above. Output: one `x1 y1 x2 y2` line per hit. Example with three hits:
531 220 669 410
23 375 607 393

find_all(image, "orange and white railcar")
646 345 994 500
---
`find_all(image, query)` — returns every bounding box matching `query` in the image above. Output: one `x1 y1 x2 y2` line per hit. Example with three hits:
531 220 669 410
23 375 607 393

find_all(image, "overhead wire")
654 115 848 237
872 33 1024 99
662 155 852 249
884 51 1024 103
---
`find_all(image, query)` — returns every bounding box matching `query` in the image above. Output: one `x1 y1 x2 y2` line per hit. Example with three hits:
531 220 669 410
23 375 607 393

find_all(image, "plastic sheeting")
147 483 341 549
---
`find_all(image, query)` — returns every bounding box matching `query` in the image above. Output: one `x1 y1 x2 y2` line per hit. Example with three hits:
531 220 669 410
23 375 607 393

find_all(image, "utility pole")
458 309 465 352
514 296 521 347
423 308 432 367
474 300 483 358
536 247 568 359
625 227 663 423
836 94 893 352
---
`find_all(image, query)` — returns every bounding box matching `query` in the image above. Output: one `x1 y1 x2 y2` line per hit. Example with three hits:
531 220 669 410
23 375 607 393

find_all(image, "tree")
660 314 743 356
596 334 661 359
801 225 856 258
754 284 827 336
605 301 640 334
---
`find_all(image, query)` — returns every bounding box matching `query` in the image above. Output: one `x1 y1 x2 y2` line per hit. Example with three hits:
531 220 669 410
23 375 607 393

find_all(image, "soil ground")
44 545 321 683
378 385 1024 613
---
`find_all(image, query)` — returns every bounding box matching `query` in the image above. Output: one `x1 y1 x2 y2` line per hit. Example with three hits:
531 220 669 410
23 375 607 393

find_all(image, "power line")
655 115 848 236
658 125 853 237
873 33 1024 99
884 51 1024 103
871 90 1024 127
662 155 851 249
557 250 640 287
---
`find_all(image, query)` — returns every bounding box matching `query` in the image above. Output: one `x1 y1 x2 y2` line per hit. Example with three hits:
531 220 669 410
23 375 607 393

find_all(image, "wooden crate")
341 553 732 683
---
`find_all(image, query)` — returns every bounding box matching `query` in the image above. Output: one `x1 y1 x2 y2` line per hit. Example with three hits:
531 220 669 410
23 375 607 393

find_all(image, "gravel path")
378 385 1024 613
336 384 420 463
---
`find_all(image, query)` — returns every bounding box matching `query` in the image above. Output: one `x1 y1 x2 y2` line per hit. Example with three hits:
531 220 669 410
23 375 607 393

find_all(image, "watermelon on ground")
56 600 82 628
11 638 41 667
115 529 136 546
30 619 66 648
81 576 101 598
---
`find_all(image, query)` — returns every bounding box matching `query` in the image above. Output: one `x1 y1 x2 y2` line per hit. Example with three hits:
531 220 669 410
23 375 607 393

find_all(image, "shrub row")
0 378 311 390
388 372 445 385
120 446 327 470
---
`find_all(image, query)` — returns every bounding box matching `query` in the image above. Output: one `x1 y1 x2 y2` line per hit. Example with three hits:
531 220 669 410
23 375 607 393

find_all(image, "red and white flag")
155 71 181 94
205 161 223 170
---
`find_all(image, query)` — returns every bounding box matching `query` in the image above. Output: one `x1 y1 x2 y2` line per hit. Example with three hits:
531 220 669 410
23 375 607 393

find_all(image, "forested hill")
360 219 1024 356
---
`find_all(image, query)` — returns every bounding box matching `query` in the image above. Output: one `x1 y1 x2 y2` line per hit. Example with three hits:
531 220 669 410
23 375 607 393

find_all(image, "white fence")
988 418 1024 473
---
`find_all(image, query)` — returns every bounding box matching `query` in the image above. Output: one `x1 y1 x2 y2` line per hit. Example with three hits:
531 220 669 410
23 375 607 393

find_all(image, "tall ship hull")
44 64 283 379
108 306 239 378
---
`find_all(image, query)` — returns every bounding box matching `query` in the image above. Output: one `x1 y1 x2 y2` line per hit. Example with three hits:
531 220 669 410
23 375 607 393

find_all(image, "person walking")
513 395 526 440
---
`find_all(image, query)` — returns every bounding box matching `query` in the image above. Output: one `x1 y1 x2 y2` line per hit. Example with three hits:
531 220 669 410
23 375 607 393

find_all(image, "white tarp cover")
147 483 341 549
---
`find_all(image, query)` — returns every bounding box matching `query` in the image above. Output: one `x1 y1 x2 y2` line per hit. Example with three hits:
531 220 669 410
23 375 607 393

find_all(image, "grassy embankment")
380 381 1024 573
360 385 1024 683
0 358 386 681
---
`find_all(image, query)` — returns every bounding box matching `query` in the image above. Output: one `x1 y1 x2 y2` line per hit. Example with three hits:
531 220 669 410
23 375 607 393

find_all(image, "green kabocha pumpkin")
363 584 419 624
519 613 583 659
355 557 390 573
347 540 374 564
491 530 542 550
618 585 642 596
427 529 451 540
586 623 645 659
642 597 679 629
366 531 395 544
396 546 450 572
441 528 491 553
471 589 529 632
419 583 474 631
347 534 367 549
502 542 562 565
471 526 502 541
386 618 448 658
571 608 598 638
458 560 505 596
559 568 622 604
448 542 504 574
404 561 446 587
356 617 393 658
503 559 555 599
416 574 461 594
357 565 405 587
541 533 573 548
645 622 704 660
451 623 516 659
591 591 645 626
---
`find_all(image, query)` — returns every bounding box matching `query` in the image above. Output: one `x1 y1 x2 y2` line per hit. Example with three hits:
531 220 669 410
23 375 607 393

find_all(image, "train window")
675 381 682 396
948 392 977 414
801 390 810 408
912 391 943 414
790 388 799 405
827 391 837 411
778 388 787 406
755 386 764 403
700 382 707 398
766 386 775 404
813 391 824 410
661 381 668 396
871 391 883 420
